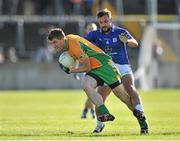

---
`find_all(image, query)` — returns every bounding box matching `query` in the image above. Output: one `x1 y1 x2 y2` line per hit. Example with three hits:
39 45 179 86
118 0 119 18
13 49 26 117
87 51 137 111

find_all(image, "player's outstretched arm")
120 32 138 47
127 38 138 47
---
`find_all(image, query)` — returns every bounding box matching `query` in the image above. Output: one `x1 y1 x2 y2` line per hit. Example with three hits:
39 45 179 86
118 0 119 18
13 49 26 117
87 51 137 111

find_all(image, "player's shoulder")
67 34 80 39
85 29 101 39
88 29 101 35
113 25 128 33
67 34 82 41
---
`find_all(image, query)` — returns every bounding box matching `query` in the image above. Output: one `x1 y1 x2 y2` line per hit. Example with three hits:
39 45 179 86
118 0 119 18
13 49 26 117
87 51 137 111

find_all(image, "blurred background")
0 0 179 90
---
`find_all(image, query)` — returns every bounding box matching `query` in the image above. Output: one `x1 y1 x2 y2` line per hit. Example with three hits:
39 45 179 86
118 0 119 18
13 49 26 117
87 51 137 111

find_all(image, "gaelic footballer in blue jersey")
84 21 137 65
85 8 149 134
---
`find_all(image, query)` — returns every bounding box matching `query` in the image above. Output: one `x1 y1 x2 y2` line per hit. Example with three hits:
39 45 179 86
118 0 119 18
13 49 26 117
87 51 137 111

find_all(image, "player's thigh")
116 64 135 88
112 84 127 97
121 74 135 89
82 75 98 90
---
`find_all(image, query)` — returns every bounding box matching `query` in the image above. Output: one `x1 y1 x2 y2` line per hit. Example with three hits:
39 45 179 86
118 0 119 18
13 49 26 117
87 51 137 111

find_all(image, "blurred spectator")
0 45 18 64
35 46 54 63
35 26 55 63
151 41 163 88
0 46 5 64
7 47 18 63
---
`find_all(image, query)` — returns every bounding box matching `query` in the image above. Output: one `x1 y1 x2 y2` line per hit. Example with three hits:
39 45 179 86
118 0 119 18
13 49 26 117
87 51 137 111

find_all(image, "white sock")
97 120 104 127
135 104 144 112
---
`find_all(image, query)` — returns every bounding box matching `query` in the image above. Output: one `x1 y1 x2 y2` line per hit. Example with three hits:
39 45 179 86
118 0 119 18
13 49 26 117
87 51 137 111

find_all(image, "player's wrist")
126 40 129 45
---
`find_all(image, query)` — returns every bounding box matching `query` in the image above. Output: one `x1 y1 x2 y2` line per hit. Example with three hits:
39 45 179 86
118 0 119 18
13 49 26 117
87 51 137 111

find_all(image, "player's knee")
82 82 93 93
125 84 136 92
82 83 89 92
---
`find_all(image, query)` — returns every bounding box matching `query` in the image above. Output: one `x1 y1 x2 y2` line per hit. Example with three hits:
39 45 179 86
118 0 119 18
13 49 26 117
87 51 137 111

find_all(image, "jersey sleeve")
68 39 88 63
123 29 133 39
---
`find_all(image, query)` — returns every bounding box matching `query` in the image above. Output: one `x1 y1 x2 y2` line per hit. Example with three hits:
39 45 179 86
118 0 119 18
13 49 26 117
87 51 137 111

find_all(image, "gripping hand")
120 32 129 44
59 63 70 74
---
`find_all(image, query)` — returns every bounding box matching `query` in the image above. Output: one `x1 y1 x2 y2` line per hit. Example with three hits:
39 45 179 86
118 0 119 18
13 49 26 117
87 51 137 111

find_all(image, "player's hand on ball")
120 33 128 44
59 63 70 74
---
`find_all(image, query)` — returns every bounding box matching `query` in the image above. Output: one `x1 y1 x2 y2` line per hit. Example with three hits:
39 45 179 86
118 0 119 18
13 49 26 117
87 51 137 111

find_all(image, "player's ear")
61 37 65 46
109 18 112 23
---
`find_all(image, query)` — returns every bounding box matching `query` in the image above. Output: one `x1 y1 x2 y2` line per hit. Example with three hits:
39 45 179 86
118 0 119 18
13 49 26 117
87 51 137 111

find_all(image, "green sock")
98 104 109 114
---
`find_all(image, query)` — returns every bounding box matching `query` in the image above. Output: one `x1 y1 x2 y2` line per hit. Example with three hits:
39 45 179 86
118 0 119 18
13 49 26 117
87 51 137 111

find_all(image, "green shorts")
86 60 121 89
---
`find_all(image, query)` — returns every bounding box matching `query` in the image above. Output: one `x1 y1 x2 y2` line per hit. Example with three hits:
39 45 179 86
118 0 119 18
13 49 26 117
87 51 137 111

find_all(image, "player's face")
98 15 112 33
49 38 65 52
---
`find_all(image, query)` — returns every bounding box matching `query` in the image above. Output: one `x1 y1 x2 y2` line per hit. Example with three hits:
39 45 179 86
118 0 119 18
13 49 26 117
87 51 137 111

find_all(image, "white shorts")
115 64 133 77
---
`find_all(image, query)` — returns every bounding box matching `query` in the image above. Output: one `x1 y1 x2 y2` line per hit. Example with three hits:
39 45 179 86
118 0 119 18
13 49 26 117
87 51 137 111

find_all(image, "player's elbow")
131 38 138 46
134 41 138 47
128 39 138 47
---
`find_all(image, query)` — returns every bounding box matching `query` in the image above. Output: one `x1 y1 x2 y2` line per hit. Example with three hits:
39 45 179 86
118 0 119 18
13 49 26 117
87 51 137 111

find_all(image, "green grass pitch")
0 89 180 140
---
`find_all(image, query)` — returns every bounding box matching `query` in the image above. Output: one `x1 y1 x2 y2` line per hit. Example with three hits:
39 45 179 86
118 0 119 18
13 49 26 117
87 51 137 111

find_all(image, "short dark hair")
47 28 65 41
96 8 111 19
